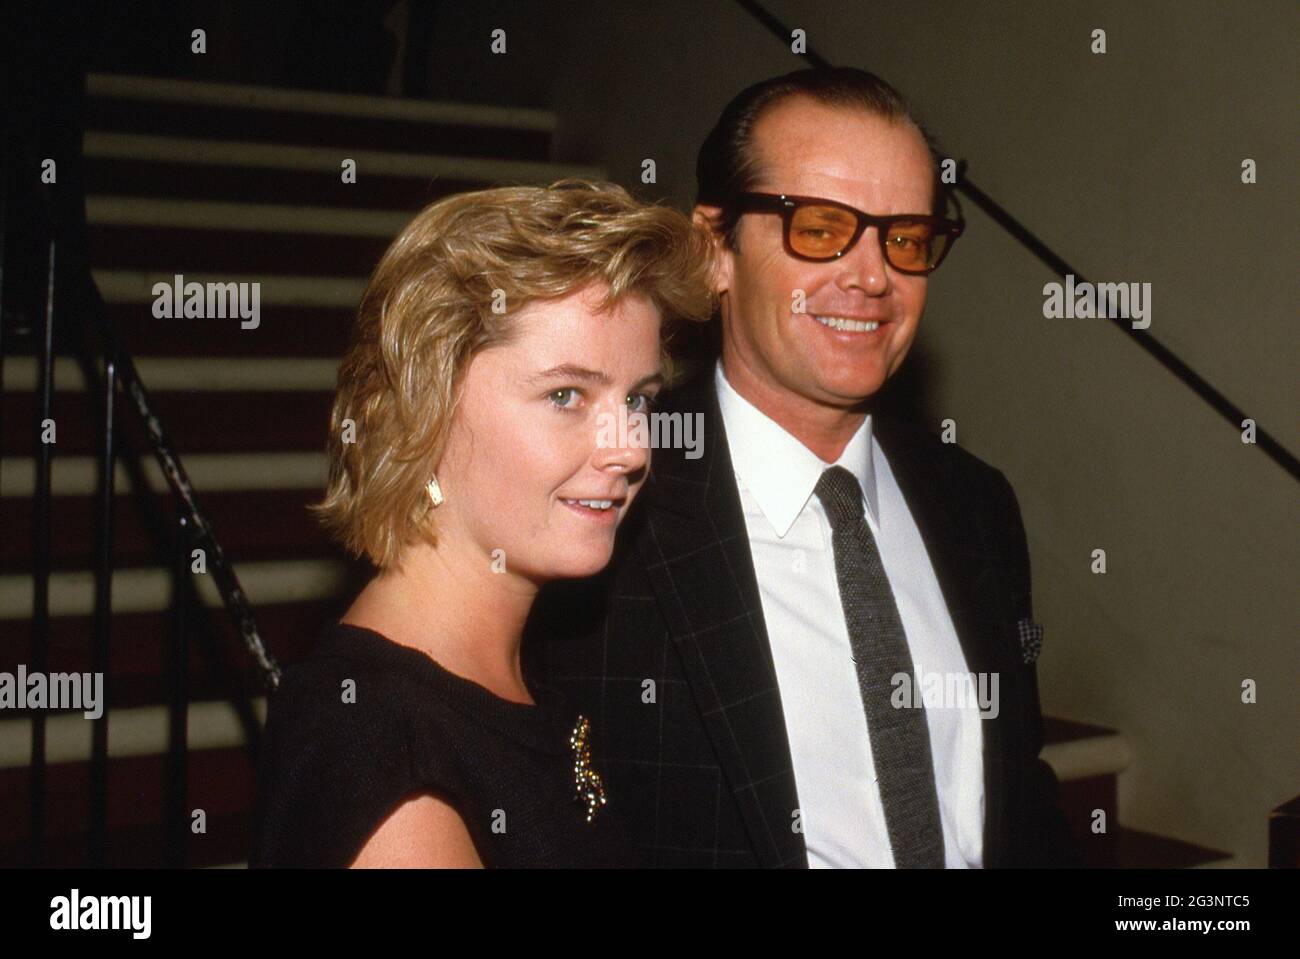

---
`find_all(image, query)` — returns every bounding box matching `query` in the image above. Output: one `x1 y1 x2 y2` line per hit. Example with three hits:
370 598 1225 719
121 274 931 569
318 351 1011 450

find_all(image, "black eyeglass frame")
730 191 965 274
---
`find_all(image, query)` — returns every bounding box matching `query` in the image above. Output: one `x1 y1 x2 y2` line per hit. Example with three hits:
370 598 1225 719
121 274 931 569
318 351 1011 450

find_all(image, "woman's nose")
591 421 650 475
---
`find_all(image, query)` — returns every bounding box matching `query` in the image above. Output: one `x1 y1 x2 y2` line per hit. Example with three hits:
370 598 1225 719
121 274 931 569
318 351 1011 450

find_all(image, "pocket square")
1016 618 1044 664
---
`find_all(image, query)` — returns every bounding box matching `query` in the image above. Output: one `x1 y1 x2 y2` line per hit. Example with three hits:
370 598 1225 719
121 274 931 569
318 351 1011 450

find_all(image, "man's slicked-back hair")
695 66 951 250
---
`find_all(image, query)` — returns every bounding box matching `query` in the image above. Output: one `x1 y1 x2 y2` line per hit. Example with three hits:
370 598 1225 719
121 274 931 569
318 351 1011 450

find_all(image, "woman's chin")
544 549 616 582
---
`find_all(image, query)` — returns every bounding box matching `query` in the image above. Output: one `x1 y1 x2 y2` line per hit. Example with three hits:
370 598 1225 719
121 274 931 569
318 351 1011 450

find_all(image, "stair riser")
0 814 251 868
87 97 554 162
89 224 391 277
0 746 255 845
1056 773 1118 867
2 598 346 662
108 304 354 357
1 489 335 570
2 391 334 457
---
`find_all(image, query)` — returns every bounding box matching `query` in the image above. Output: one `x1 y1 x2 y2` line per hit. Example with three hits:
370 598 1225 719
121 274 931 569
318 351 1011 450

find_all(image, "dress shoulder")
248 624 465 868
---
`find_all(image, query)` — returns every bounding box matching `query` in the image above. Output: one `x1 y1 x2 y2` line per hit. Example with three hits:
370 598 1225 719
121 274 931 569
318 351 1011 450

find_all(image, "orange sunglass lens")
789 205 857 257
885 221 942 270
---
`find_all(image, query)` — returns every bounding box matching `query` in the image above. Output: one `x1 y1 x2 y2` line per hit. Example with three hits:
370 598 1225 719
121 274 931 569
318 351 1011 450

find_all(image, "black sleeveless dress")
249 622 643 868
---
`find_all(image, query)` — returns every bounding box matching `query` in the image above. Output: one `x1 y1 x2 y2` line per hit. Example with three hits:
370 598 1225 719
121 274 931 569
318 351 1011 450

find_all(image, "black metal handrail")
3 82 281 867
734 0 1298 484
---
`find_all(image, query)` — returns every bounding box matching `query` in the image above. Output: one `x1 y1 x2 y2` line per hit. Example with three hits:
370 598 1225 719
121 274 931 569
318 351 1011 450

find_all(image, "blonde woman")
249 180 715 868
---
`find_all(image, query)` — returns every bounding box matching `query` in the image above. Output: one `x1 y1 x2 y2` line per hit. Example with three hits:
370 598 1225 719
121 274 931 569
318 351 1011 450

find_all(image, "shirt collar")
713 358 878 539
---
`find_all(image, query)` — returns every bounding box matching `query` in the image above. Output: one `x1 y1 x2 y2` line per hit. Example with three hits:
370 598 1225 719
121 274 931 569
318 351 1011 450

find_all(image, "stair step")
87 72 557 162
0 558 352 620
88 196 414 237
84 131 604 189
0 700 267 771
92 267 365 310
1041 719 1130 782
87 74 557 130
3 357 338 394
1042 730 1131 782
85 155 499 211
2 447 326 496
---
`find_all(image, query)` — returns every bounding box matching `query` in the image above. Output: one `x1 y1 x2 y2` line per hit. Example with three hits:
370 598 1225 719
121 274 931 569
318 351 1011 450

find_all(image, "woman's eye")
627 392 655 413
549 387 580 410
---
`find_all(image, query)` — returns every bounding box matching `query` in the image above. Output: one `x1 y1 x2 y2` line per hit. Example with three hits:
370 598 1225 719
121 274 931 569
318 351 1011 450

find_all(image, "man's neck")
718 350 868 465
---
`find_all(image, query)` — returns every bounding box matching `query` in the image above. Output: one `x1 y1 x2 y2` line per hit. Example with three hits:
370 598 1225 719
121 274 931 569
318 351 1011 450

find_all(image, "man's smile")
810 313 884 332
803 312 893 337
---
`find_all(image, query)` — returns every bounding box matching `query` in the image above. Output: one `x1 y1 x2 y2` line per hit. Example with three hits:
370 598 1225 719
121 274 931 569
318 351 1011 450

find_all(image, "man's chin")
808 370 890 408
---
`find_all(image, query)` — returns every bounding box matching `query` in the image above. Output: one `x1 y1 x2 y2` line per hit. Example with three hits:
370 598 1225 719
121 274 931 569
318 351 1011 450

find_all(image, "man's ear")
691 204 733 296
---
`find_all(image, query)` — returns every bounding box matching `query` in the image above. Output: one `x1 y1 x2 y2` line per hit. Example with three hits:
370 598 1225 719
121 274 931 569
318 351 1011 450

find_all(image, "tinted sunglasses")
731 191 964 275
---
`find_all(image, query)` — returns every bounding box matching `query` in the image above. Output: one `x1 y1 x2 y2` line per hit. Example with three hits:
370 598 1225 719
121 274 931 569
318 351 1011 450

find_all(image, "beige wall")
424 0 1298 866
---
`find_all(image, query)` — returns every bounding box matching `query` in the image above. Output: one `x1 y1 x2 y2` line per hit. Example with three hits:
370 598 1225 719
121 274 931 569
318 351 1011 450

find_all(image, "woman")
248 180 715 867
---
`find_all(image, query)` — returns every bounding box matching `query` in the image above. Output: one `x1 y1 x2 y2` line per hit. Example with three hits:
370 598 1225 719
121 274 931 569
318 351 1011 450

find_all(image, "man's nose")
838 226 891 295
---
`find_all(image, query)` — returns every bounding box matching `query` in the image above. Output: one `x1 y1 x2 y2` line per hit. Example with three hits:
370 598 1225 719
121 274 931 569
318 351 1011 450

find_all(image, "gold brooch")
569 714 607 823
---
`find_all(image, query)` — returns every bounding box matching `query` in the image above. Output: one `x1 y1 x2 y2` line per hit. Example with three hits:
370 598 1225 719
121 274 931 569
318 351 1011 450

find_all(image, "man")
525 67 1078 868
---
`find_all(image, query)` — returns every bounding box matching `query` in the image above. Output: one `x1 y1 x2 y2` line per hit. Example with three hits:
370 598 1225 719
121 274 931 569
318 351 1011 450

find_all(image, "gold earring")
426 474 444 508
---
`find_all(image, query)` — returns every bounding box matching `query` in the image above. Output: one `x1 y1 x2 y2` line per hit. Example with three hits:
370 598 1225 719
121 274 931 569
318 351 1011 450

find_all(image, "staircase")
0 73 603 868
0 74 1231 868
1044 717 1230 867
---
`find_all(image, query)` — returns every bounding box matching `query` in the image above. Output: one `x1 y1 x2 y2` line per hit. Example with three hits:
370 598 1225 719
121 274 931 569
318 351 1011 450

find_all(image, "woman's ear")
691 204 733 297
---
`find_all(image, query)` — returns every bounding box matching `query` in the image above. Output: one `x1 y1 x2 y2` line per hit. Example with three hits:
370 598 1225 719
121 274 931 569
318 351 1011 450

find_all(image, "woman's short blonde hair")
310 179 718 571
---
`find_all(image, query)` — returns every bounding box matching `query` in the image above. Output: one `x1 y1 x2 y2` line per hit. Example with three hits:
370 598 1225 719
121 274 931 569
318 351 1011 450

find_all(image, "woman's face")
435 282 664 582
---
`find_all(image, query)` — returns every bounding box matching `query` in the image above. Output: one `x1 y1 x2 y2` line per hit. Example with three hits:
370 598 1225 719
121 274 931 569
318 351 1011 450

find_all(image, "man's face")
703 97 936 411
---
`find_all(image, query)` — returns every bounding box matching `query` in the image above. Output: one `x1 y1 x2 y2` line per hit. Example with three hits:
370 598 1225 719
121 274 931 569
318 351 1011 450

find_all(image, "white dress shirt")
713 359 985 868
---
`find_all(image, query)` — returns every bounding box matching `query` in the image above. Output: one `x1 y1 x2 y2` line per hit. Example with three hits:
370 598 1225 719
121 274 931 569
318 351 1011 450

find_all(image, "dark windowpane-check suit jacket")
523 368 1079 868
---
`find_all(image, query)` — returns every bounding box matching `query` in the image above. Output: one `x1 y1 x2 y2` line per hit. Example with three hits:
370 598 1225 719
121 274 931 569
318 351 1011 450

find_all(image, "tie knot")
813 466 865 531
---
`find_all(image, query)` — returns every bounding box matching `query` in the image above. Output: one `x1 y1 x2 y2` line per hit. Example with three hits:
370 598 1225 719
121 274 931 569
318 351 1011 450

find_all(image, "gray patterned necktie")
814 465 945 868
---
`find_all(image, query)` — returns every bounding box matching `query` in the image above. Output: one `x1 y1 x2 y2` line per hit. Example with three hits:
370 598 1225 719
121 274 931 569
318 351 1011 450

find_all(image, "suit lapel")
870 415 1020 867
637 368 807 868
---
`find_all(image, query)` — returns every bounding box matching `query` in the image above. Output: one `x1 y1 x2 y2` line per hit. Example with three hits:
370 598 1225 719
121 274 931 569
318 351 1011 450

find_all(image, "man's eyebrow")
528 365 664 389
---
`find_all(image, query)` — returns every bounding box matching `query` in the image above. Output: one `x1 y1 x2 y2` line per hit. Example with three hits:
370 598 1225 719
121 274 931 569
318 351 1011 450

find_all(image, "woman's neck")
342 537 539 704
